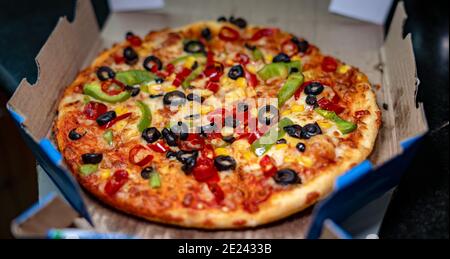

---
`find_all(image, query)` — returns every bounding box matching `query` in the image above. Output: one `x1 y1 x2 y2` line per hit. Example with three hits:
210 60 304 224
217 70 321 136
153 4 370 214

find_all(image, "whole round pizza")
54 17 381 229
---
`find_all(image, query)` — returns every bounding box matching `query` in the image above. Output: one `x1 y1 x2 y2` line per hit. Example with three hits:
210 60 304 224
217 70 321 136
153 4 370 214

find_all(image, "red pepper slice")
206 51 215 66
259 155 277 177
147 140 170 153
281 39 299 57
322 56 338 72
173 67 192 87
250 28 278 41
126 35 142 47
317 98 345 114
294 81 315 100
105 170 129 196
83 101 107 120
245 69 258 87
204 62 224 82
101 112 132 129
219 26 240 42
113 54 124 64
208 183 225 203
101 79 126 96
205 81 220 93
166 63 175 74
179 133 205 151
129 145 153 166
234 53 250 65
192 156 219 183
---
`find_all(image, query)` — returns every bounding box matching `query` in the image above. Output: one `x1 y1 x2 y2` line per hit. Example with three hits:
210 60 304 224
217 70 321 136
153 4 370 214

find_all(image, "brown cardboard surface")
8 0 427 238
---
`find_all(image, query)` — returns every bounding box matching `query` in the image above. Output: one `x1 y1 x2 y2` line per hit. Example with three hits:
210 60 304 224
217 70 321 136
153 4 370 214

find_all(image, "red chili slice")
204 62 224 82
260 155 277 177
317 98 345 114
219 26 240 42
166 63 175 74
147 140 170 153
105 170 129 196
83 101 107 120
113 54 125 64
244 69 258 87
101 112 132 129
129 145 153 166
250 28 278 41
205 81 220 93
322 56 338 72
101 79 126 95
192 156 219 183
208 183 225 203
281 39 299 57
234 53 250 65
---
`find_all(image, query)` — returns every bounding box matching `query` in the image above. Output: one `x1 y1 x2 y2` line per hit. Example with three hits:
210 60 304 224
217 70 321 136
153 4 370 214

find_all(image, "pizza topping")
83 101 107 120
222 135 236 144
283 124 302 139
315 109 356 134
214 155 237 171
105 170 129 196
217 16 227 22
278 72 304 107
273 53 291 63
143 55 163 72
228 65 245 80
234 53 250 65
79 164 98 176
140 166 154 179
183 40 205 54
204 62 224 82
317 97 345 114
171 121 189 140
296 142 306 152
142 127 161 143
251 117 294 156
201 27 212 41
81 153 103 164
96 66 116 81
84 82 131 104
148 140 170 153
173 67 193 87
163 90 186 106
149 171 161 188
208 183 225 203
259 155 277 177
116 70 155 86
305 95 318 106
281 40 299 57
300 122 323 139
250 47 264 61
68 128 85 140
273 169 301 185
192 156 219 183
186 93 204 103
258 105 279 126
321 56 338 73
100 112 132 129
123 46 139 65
96 111 117 126
250 28 277 41
125 85 140 97
102 129 114 146
230 17 247 29
136 101 151 132
161 128 178 146
125 31 142 47
182 64 204 89
276 138 287 144
218 26 240 42
291 37 309 53
304 82 324 95
129 145 153 166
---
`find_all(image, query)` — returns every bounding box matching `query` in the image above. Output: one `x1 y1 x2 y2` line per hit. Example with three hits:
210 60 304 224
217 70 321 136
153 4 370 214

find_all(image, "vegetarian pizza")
54 17 381 228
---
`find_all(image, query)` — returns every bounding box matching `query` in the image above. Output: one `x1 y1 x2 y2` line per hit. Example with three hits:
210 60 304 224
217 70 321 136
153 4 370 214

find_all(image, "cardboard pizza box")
7 0 427 239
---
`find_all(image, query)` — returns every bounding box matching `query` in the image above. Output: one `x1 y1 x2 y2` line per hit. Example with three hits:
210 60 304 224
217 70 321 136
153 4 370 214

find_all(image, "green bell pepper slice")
315 109 357 134
79 164 98 176
251 117 294 156
252 48 263 61
103 130 113 146
149 172 161 188
136 100 152 132
169 53 205 65
182 64 204 89
116 70 156 86
257 61 302 81
278 72 304 108
83 82 131 104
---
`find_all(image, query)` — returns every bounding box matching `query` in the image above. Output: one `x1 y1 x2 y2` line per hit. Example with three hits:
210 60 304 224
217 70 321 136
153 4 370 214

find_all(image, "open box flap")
306 2 428 239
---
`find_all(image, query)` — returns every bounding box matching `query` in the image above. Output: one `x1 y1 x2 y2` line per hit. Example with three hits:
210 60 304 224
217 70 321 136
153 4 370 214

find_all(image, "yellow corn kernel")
236 77 247 88
215 148 229 157
317 120 333 130
275 144 288 150
291 56 301 62
164 85 177 92
281 110 291 116
115 105 128 116
201 105 213 115
337 65 351 74
184 56 196 69
113 120 127 131
100 169 111 180
291 104 305 113
284 156 296 163
264 54 273 64
246 64 257 74
243 151 253 161
297 156 313 168
225 59 234 66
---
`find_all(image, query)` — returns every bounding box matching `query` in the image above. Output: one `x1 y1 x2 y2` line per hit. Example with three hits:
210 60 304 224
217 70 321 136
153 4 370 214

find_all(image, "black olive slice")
96 111 116 126
162 128 178 146
123 46 139 65
81 153 103 164
143 55 163 71
141 167 154 179
163 91 186 106
68 128 85 140
304 82 324 95
96 66 115 81
273 169 301 185
228 65 244 80
183 40 205 54
273 53 291 63
214 155 237 171
283 124 302 139
142 127 162 143
300 123 322 139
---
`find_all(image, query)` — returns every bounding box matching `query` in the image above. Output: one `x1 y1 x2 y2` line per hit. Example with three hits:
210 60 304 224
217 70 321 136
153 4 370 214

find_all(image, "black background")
0 0 447 239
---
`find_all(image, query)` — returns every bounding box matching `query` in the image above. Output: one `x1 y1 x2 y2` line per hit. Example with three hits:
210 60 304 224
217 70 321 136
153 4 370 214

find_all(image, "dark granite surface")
0 0 447 239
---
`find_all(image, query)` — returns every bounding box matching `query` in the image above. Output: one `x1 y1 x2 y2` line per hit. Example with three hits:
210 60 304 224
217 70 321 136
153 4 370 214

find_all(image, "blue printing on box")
13 193 58 225
306 133 426 239
6 107 92 224
47 229 134 239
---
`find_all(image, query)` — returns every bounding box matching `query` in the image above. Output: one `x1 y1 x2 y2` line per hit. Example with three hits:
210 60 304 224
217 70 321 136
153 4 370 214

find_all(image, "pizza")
54 17 381 229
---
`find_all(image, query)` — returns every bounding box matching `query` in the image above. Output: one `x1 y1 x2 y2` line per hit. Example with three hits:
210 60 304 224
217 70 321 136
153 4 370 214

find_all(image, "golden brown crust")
54 21 380 229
